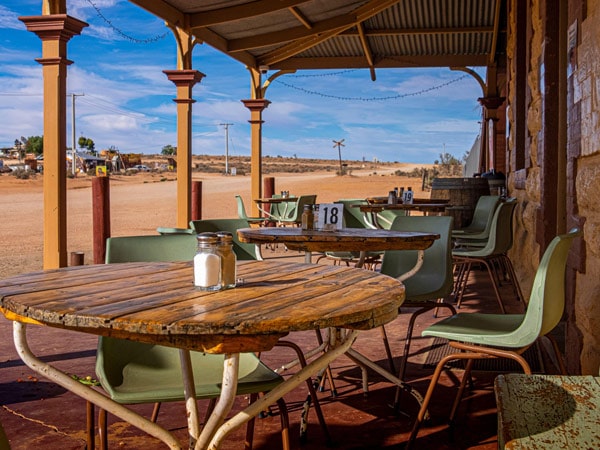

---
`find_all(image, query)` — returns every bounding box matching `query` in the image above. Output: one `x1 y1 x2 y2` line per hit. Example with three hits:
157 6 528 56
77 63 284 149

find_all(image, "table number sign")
402 188 414 204
316 203 343 231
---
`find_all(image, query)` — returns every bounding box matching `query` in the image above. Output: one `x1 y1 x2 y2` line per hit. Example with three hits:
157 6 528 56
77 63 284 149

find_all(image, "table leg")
196 354 240 449
206 330 359 450
180 349 201 447
344 348 429 421
397 249 425 282
12 321 182 450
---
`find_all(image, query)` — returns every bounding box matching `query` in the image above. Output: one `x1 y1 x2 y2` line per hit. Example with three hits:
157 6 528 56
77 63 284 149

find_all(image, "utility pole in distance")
69 93 84 176
220 123 233 175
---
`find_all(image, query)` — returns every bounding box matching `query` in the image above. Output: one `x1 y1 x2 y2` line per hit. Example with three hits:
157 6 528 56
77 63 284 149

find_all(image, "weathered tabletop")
237 227 439 253
0 260 405 354
495 373 600 449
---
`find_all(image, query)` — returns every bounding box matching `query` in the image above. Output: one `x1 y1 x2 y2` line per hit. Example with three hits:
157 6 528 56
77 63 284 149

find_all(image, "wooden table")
0 260 406 450
237 226 437 412
495 373 600 449
238 227 439 279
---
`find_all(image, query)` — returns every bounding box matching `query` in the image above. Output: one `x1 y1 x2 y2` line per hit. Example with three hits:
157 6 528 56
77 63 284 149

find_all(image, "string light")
274 74 469 101
84 0 168 44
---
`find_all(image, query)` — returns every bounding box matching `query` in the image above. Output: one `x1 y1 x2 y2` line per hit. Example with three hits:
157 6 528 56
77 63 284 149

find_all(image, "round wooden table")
0 260 407 450
237 227 439 279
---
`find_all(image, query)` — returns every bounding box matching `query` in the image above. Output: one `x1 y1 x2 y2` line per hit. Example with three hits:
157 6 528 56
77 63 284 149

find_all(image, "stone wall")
506 0 599 374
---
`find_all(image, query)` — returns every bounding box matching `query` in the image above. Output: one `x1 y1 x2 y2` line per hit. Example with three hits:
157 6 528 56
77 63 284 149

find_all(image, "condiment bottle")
193 233 221 291
399 187 405 203
313 204 320 230
301 204 314 230
388 190 397 205
216 231 236 289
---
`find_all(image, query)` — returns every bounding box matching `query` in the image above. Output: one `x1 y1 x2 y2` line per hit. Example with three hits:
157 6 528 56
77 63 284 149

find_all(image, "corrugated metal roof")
130 0 505 71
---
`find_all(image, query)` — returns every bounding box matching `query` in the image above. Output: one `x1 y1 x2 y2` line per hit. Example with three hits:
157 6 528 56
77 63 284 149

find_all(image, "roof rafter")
128 0 185 28
256 0 402 65
189 0 309 27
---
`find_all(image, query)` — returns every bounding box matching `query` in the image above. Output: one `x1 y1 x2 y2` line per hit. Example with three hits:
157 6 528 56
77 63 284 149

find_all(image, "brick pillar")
478 96 506 173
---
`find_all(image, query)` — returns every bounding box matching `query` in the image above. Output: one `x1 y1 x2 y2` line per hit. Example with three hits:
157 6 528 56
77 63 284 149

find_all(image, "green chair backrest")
477 198 517 255
189 218 259 260
381 215 454 301
105 234 197 263
376 209 408 230
234 194 251 220
280 195 317 223
465 195 501 233
336 199 376 229
511 228 581 344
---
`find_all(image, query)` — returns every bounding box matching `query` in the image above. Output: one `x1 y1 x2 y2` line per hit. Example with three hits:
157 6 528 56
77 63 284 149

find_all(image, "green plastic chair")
376 208 409 230
314 199 381 268
156 226 195 235
278 195 317 226
189 218 262 260
407 228 582 449
96 234 289 449
336 199 377 229
379 216 456 380
451 195 501 240
234 194 265 226
452 198 522 313
0 419 10 450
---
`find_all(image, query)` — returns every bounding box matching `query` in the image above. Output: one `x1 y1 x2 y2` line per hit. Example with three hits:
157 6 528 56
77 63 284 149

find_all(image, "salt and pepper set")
388 186 413 204
193 232 237 290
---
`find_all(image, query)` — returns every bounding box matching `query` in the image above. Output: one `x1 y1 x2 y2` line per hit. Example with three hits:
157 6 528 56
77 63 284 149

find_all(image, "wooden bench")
494 373 600 449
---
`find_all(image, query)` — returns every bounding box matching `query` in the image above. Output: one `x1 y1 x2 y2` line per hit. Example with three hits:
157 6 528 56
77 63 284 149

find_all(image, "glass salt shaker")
194 233 221 291
216 231 236 289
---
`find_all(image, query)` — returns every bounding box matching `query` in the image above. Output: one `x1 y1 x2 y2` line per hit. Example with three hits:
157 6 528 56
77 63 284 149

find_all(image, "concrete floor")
0 248 542 450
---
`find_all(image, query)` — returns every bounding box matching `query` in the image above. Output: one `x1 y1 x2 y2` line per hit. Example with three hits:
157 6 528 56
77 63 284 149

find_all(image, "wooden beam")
273 54 489 70
128 0 185 28
189 0 308 27
357 22 375 80
341 26 496 37
489 0 503 65
289 6 312 29
231 0 401 56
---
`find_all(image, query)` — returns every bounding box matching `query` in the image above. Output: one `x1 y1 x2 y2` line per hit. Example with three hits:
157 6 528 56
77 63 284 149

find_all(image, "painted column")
478 96 505 172
241 99 271 216
164 70 204 228
20 15 87 269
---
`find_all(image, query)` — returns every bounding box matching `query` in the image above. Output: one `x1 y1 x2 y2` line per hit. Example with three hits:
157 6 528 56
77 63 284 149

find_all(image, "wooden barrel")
431 177 490 229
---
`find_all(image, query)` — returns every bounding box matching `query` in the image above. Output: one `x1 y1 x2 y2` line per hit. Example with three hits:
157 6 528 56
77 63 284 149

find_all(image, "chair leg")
380 325 396 374
86 401 95 450
276 398 291 450
98 407 108 450
275 340 332 446
150 402 161 423
542 334 568 375
392 302 457 410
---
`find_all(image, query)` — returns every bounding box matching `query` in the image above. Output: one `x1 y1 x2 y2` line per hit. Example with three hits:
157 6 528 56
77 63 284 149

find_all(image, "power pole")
70 93 84 176
333 139 345 175
220 123 233 175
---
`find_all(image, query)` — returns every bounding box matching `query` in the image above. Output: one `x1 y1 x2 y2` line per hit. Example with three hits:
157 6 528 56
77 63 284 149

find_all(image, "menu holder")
316 203 343 231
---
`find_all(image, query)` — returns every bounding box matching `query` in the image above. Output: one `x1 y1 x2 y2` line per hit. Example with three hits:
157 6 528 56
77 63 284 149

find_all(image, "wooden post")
92 176 110 264
70 251 84 266
264 177 275 199
192 181 202 220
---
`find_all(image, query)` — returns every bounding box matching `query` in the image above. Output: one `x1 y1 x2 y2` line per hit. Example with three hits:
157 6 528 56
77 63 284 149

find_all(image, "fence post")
92 176 111 264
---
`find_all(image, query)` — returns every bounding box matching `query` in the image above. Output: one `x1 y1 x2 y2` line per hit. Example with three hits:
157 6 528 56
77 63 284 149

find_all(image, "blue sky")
0 0 486 163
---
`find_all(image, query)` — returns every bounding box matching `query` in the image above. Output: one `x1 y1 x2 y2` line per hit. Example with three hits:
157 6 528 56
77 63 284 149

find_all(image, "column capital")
163 69 205 87
478 96 505 110
241 99 271 112
20 14 88 42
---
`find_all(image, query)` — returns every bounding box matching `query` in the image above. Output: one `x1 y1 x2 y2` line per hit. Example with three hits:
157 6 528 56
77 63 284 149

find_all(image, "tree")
24 136 43 155
78 136 95 154
161 144 176 156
